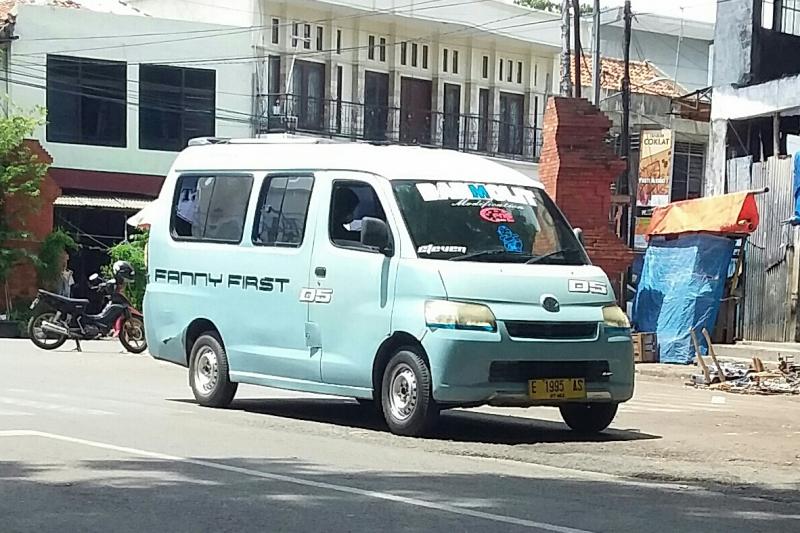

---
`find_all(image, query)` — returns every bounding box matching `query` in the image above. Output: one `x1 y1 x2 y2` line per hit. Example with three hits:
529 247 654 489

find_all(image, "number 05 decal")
300 288 333 304
568 279 608 295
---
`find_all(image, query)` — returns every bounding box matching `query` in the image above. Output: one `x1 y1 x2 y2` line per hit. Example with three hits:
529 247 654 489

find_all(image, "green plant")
516 0 594 15
0 107 48 311
103 230 148 310
34 229 78 290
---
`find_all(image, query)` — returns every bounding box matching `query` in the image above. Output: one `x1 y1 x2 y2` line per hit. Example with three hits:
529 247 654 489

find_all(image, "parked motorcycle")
28 260 147 354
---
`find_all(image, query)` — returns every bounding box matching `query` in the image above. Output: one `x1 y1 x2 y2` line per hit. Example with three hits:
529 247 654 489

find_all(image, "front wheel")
559 403 618 434
119 316 147 354
380 348 439 437
27 311 68 350
189 332 238 408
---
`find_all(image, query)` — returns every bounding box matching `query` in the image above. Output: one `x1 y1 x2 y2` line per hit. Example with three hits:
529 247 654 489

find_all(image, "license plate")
29 298 39 310
529 378 586 400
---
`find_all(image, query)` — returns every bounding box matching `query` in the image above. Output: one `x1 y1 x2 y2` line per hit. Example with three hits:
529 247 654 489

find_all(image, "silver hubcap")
194 347 219 394
388 363 418 421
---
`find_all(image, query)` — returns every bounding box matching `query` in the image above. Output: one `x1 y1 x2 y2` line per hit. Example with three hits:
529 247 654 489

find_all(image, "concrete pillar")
705 119 728 196
430 38 444 146
488 48 501 154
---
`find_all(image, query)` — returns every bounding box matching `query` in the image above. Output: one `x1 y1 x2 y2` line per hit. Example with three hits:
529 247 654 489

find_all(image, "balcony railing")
258 94 542 162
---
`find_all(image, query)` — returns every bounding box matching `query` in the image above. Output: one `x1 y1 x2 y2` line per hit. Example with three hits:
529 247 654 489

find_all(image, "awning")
54 194 151 211
126 198 161 229
646 191 761 238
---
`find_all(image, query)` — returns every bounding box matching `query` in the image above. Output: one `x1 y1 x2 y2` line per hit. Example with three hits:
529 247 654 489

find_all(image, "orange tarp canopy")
646 191 760 238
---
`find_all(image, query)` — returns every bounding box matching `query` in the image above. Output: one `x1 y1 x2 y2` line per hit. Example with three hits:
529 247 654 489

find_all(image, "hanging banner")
637 129 673 208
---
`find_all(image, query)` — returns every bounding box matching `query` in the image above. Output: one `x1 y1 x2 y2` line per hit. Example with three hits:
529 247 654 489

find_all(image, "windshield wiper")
525 249 580 265
449 249 532 262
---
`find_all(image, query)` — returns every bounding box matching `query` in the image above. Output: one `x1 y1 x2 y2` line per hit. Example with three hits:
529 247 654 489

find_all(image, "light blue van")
144 138 634 437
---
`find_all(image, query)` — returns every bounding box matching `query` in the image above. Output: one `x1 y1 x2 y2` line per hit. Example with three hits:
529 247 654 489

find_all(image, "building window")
498 92 524 156
499 59 503 81
400 41 407 65
422 45 428 69
303 24 311 49
482 55 489 79
452 50 459 74
337 29 342 54
253 175 314 247
443 49 448 72
47 55 127 148
671 142 705 202
534 63 538 87
507 59 513 82
368 35 376 60
139 64 216 152
292 22 299 47
271 18 279 45
411 43 418 67
379 37 386 62
316 26 323 51
171 174 253 243
268 55 281 119
517 61 523 84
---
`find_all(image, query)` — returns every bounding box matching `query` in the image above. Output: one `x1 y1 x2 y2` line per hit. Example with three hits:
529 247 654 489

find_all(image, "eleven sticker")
416 182 538 206
417 244 467 255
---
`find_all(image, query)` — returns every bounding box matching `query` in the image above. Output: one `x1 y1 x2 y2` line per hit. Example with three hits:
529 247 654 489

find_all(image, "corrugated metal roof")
54 194 150 210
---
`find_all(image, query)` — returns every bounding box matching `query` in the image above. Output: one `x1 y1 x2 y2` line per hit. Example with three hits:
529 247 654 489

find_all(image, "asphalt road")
1 339 798 533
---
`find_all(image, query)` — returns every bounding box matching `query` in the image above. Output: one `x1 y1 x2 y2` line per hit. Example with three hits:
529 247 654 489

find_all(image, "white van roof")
172 139 542 187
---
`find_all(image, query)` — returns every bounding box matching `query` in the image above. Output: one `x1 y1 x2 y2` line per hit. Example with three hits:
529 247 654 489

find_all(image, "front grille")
505 321 598 340
489 361 611 383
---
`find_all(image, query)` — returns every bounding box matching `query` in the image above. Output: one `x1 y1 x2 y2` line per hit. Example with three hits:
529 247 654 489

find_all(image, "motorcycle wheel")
119 316 147 354
28 311 68 350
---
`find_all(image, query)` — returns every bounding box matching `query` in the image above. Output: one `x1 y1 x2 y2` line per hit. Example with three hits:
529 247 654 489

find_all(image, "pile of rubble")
692 355 800 395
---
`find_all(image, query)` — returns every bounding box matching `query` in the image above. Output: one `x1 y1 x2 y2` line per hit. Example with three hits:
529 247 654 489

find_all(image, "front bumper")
421 322 634 407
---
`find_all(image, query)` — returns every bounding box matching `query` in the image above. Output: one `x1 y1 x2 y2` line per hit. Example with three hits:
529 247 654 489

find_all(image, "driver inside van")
331 187 362 243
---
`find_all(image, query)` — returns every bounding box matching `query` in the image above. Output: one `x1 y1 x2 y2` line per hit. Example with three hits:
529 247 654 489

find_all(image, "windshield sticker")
418 244 467 255
416 182 538 206
497 225 523 253
480 207 515 223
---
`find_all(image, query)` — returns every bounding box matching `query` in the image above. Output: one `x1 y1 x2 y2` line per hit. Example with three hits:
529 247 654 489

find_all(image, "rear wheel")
119 316 147 354
27 311 68 350
380 348 439 436
189 332 237 408
559 403 618 434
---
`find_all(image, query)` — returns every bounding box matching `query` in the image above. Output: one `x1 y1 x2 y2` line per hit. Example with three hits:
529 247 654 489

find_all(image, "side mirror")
573 227 585 247
360 217 393 256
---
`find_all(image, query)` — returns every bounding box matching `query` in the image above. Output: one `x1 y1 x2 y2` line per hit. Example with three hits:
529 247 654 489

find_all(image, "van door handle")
314 267 327 278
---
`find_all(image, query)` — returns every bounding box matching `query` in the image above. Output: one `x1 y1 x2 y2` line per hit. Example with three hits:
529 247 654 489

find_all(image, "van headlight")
603 305 631 329
425 300 497 332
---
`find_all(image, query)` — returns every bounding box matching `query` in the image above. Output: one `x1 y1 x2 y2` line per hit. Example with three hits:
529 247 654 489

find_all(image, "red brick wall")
538 97 633 284
2 140 60 310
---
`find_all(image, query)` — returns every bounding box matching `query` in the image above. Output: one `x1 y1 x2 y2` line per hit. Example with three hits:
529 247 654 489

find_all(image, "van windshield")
392 180 589 265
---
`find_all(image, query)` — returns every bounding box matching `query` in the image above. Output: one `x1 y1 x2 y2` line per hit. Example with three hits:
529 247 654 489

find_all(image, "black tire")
559 403 618 434
188 332 238 408
27 311 68 350
119 317 148 354
380 348 439 436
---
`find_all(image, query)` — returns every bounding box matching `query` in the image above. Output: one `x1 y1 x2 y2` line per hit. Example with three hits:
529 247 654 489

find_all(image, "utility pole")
572 0 582 98
592 0 601 105
560 0 572 96
622 0 634 247
672 7 684 96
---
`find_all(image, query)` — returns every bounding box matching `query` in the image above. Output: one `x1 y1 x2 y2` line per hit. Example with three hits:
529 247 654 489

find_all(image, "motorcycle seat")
38 290 90 306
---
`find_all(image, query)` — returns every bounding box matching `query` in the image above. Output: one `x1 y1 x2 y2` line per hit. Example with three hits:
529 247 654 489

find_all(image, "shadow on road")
169 397 660 445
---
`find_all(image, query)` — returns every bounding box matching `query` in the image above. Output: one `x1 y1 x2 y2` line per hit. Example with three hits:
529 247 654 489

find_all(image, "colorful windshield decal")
417 244 467 255
497 225 523 253
416 182 538 206
480 207 515 223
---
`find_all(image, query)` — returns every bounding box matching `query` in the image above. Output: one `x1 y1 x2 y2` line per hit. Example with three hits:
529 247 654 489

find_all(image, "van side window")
253 175 314 247
171 174 253 243
329 181 387 248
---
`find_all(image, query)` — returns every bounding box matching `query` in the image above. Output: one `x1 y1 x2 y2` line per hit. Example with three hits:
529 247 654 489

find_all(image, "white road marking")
0 397 113 416
0 430 593 533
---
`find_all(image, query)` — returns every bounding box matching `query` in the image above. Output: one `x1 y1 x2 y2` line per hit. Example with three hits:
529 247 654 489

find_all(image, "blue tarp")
633 234 735 364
